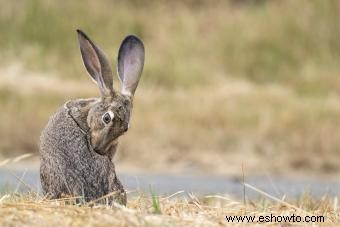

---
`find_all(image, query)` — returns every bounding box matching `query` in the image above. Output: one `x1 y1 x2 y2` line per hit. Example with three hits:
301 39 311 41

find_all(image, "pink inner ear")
128 57 136 65
117 35 144 96
122 54 142 92
84 39 101 75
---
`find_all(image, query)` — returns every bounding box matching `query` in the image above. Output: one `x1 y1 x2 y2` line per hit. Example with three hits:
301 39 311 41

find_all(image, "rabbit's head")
75 30 144 155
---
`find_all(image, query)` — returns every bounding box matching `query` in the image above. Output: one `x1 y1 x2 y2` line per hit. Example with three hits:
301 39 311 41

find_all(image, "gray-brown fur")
39 30 144 205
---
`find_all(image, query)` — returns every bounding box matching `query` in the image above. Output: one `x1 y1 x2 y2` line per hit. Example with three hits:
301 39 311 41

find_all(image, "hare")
39 30 144 205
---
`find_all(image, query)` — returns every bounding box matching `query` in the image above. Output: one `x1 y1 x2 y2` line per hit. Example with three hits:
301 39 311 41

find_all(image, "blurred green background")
1 0 340 177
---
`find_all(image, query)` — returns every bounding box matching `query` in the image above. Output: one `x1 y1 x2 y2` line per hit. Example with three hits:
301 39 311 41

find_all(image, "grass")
2 67 340 176
151 190 162 215
0 187 338 226
0 156 338 226
1 1 340 176
0 0 340 92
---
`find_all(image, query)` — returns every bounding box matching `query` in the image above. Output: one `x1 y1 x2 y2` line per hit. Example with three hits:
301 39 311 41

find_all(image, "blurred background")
0 0 340 179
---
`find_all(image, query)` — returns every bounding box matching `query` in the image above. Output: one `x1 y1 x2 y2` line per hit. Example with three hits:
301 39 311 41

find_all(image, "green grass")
0 0 340 93
151 190 162 214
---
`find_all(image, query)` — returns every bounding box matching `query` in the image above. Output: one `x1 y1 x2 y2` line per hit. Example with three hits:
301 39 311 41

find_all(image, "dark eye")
102 111 114 124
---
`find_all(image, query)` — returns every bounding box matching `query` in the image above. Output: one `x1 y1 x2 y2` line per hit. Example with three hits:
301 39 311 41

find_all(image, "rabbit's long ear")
77 29 114 98
117 35 145 97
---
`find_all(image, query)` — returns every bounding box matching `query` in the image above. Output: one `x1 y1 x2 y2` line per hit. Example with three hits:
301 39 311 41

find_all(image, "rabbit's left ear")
77 29 114 98
117 35 145 97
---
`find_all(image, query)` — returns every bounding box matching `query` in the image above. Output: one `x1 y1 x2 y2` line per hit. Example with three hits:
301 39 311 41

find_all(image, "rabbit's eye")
102 111 114 124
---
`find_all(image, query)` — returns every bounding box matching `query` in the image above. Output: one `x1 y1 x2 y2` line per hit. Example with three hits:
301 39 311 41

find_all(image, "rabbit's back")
39 105 126 204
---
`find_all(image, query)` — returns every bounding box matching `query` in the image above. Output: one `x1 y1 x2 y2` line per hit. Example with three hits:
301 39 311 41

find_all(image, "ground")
0 191 338 226
1 0 340 178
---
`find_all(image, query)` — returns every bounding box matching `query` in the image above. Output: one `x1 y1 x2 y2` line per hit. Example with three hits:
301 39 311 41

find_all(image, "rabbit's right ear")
117 35 145 97
77 29 114 98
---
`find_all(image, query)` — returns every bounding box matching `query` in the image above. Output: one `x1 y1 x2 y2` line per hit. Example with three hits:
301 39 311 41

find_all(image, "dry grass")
0 190 338 226
1 0 340 91
1 64 340 177
0 154 338 226
1 0 340 177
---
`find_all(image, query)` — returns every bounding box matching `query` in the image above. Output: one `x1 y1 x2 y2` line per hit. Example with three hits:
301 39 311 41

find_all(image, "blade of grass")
244 183 314 216
150 190 161 214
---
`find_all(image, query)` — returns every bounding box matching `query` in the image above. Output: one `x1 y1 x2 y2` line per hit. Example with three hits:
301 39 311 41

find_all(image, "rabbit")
39 29 145 205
